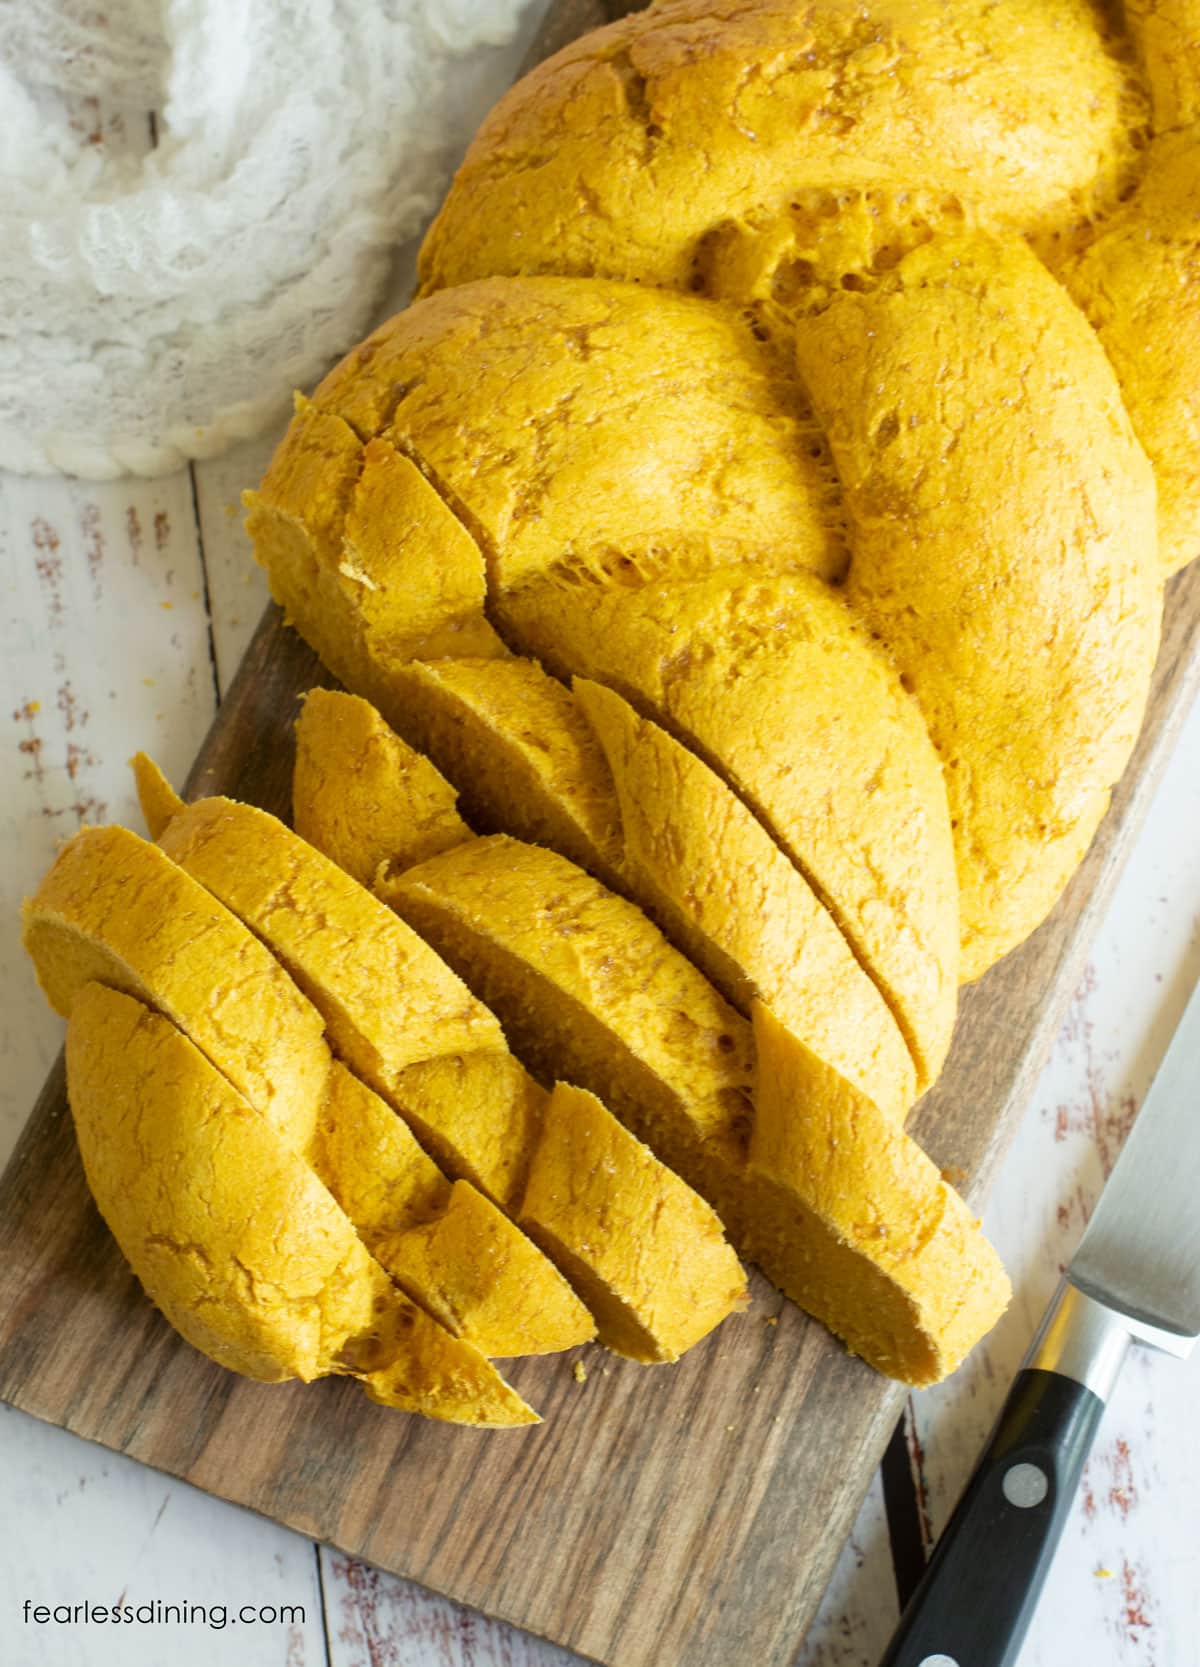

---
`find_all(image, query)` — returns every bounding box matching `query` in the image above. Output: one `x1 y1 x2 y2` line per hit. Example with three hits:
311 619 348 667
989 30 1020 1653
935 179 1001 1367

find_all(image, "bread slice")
131 749 185 839
389 834 1007 1382
383 1050 545 1210
385 1052 743 1364
244 398 506 718
574 677 915 1119
155 795 504 1078
521 1081 747 1363
505 566 959 1089
314 1063 594 1357
152 785 744 1363
66 983 536 1426
793 234 1159 980
393 834 753 1171
749 1004 1010 1383
390 659 625 891
23 823 330 1151
296 680 914 1124
293 690 469 887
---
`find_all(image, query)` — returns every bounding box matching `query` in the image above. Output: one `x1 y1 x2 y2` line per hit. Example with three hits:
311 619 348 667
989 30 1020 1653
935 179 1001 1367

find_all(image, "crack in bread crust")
65 984 537 1426
417 0 1147 295
237 0 1200 1385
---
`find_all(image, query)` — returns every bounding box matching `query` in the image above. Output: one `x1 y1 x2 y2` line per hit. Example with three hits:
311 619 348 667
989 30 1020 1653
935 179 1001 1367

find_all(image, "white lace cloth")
0 0 540 478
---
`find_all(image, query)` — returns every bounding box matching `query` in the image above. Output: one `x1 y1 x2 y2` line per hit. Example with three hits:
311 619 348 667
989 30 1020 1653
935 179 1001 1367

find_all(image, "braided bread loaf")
246 0 1199 1378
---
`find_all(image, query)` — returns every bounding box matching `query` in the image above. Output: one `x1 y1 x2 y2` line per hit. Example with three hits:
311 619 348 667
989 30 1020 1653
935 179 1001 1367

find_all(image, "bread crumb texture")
573 676 916 1117
313 1063 595 1359
294 688 469 886
383 824 1003 1382
391 658 627 892
153 787 746 1365
65 984 536 1426
28 772 748 1408
418 0 1146 292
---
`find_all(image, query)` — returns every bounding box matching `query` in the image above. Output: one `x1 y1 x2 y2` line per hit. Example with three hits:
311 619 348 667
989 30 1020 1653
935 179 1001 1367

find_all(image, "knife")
880 976 1200 1667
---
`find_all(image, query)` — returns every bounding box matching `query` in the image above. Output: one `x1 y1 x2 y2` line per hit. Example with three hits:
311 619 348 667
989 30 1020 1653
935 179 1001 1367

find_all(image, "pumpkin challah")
24 0 1199 1417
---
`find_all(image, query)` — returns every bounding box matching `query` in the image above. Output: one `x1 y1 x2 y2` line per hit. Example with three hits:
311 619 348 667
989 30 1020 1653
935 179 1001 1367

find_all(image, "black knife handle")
879 1368 1105 1667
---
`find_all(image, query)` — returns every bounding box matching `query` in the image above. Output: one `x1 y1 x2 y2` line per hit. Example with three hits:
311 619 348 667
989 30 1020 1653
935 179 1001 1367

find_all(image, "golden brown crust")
418 0 1144 293
155 795 503 1080
23 823 331 1150
244 400 506 721
573 677 915 1118
507 568 958 1087
66 984 537 1425
792 235 1161 977
293 689 470 887
310 276 846 592
314 1064 595 1357
1060 131 1200 579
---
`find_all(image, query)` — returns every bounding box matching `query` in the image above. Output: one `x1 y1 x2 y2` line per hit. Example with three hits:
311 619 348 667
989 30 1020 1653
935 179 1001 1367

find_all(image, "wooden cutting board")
3 5 1200 1662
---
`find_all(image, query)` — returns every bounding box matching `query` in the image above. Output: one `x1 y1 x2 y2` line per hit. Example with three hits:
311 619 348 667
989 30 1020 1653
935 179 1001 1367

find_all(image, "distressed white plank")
189 438 278 696
322 1550 573 1667
2 1403 328 1667
0 470 217 1164
794 1472 898 1667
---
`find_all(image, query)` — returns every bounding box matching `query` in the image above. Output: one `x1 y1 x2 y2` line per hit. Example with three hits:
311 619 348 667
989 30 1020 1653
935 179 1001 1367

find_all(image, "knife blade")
1069 973 1200 1343
880 977 1200 1667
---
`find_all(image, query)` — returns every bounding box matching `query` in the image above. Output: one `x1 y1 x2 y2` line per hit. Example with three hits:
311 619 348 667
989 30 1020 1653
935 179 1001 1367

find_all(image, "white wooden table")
3 29 1199 1667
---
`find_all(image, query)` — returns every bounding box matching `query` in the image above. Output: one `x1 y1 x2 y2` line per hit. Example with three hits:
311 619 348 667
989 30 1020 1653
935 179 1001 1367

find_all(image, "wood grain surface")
3 4 1200 1665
